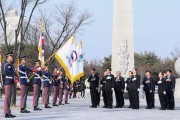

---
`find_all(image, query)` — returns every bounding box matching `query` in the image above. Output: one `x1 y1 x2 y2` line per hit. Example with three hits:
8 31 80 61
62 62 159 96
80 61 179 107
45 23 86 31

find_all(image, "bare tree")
39 2 92 66
0 0 47 106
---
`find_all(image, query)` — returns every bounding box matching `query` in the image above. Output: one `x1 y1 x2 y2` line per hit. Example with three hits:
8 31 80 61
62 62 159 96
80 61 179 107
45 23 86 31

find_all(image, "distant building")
1 10 40 45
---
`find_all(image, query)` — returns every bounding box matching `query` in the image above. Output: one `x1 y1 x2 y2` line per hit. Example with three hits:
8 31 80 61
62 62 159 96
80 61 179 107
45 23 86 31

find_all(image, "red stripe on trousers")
33 84 37 106
20 85 25 108
52 86 57 103
4 85 10 114
59 89 63 103
64 90 68 102
44 87 48 105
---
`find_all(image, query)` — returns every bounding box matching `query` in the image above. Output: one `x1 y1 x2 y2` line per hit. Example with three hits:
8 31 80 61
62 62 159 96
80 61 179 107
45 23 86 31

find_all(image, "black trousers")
128 90 133 107
114 89 124 107
166 91 175 109
106 89 113 107
90 88 98 106
97 91 101 106
145 91 153 108
102 90 108 107
158 93 167 109
131 90 139 108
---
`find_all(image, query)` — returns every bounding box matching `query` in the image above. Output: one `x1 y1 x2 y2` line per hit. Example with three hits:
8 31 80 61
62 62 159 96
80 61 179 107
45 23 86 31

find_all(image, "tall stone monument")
111 0 134 76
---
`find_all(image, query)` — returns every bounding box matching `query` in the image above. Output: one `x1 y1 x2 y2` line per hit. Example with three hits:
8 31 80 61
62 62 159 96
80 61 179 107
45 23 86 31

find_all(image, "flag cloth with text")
55 35 78 83
38 33 45 65
73 41 84 80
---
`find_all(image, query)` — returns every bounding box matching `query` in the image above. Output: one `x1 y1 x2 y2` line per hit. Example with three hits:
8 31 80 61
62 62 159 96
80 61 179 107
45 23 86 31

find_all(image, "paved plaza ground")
0 94 179 120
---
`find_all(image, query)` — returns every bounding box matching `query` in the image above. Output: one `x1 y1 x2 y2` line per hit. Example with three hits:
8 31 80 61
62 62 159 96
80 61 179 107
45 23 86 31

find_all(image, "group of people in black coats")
88 67 176 110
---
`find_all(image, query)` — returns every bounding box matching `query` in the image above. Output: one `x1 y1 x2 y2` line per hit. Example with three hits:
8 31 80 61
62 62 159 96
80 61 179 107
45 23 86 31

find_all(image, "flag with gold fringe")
55 35 77 83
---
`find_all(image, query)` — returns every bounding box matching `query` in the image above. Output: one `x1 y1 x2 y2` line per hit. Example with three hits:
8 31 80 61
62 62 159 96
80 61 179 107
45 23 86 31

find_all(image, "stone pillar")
111 0 134 77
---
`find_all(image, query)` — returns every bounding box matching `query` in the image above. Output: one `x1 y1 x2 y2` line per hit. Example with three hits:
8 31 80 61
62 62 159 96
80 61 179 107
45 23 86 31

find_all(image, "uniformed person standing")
32 60 43 110
52 67 59 106
4 52 16 118
105 68 114 109
43 65 52 108
114 71 125 108
88 68 99 108
166 70 176 110
126 71 133 108
19 56 33 113
131 68 140 109
59 71 65 105
156 72 166 110
101 71 108 108
143 71 155 109
64 76 70 104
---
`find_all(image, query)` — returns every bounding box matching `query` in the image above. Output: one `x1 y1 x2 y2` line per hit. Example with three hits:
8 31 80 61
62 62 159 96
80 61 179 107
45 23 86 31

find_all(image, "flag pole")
44 33 75 65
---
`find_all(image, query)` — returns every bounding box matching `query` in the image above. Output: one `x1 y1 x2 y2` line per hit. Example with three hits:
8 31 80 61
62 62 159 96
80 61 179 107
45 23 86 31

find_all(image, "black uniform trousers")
106 89 113 107
131 90 139 109
90 88 98 107
158 93 167 109
128 90 133 107
114 89 124 107
166 91 175 109
102 90 108 107
145 91 154 108
97 91 101 106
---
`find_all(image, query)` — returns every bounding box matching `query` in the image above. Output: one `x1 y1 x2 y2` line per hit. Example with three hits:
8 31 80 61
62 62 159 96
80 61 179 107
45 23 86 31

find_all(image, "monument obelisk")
111 0 134 77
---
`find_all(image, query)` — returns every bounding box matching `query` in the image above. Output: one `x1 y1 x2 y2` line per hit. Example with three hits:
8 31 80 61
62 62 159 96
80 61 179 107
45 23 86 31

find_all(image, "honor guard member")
43 65 52 108
59 71 65 105
105 68 114 109
101 71 108 108
88 68 99 108
32 60 43 110
125 71 133 108
166 70 176 110
52 67 59 106
64 76 70 104
114 71 125 108
156 72 167 110
4 52 16 118
19 56 33 113
131 68 140 109
143 71 155 109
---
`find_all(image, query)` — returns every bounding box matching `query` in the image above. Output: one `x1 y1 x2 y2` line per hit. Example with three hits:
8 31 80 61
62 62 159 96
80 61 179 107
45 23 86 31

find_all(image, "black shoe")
108 106 113 109
114 106 119 108
59 102 64 105
53 103 59 106
128 106 132 108
45 105 52 108
21 109 30 113
5 114 16 118
65 102 70 104
159 108 166 110
34 107 42 111
102 106 107 108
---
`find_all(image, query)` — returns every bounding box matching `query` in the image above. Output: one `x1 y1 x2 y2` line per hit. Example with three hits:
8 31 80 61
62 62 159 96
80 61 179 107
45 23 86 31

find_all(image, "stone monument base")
175 78 180 99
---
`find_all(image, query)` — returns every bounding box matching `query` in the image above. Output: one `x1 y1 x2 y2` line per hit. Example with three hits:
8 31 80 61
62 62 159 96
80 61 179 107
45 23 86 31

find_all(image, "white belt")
6 76 13 79
34 77 41 79
20 76 28 79
43 79 50 82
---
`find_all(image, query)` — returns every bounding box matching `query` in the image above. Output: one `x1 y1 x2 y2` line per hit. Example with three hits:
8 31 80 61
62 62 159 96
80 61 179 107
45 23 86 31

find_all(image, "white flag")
75 41 84 80
55 35 76 82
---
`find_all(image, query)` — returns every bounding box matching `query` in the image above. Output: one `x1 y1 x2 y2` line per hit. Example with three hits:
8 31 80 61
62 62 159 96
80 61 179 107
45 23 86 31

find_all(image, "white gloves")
111 88 114 91
132 78 137 81
158 81 162 84
37 67 41 71
163 91 166 95
137 88 140 92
